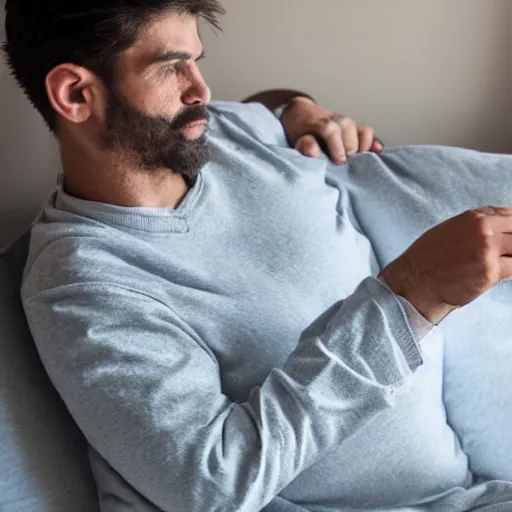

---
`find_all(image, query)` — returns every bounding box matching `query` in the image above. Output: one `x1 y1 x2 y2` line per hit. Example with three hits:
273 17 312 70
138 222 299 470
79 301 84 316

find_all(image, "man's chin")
161 141 210 182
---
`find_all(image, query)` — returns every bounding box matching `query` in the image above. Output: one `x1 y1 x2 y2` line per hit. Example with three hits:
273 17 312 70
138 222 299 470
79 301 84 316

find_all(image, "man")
5 1 512 511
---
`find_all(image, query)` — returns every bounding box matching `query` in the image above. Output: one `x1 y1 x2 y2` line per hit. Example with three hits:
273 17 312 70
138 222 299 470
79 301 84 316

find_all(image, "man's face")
101 13 212 182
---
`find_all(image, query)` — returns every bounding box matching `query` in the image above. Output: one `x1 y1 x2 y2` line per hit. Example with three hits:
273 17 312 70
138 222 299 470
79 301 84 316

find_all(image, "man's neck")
60 144 190 209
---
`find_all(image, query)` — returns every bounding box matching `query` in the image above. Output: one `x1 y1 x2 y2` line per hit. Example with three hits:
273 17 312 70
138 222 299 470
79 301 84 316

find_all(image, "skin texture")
46 14 210 209
279 96 383 164
381 207 512 324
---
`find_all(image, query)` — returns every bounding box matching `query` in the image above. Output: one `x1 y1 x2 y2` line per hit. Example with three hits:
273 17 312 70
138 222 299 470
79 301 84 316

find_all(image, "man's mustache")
171 106 210 131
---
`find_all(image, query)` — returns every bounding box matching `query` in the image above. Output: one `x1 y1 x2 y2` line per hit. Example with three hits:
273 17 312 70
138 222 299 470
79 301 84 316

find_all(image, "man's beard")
101 88 211 183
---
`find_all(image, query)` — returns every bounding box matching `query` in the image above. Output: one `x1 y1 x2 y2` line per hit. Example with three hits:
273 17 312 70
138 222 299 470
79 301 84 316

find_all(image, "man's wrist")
242 89 315 113
396 296 434 341
275 96 316 120
379 268 453 326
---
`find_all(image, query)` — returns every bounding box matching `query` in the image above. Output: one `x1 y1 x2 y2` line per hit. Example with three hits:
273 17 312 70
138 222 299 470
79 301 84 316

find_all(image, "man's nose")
181 66 211 106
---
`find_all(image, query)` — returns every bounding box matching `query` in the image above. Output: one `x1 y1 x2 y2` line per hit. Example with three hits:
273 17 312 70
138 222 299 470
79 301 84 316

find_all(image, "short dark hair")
2 1 224 133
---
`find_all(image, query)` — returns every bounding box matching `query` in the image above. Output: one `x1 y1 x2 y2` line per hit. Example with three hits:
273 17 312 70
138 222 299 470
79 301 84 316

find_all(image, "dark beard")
101 88 211 183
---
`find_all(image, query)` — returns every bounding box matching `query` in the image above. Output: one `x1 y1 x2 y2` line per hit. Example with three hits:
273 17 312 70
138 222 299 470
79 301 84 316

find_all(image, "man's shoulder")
208 100 287 147
208 99 272 120
22 215 137 300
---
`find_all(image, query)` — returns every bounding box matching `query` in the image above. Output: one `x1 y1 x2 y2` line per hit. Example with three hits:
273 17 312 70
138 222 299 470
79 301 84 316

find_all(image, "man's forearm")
242 89 315 111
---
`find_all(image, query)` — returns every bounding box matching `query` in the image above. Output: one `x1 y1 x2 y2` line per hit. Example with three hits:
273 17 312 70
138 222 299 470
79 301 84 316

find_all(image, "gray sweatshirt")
21 102 470 511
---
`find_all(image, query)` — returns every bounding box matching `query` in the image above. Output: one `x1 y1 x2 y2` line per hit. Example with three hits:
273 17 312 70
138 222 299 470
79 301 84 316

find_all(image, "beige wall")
1 0 512 245
200 0 512 150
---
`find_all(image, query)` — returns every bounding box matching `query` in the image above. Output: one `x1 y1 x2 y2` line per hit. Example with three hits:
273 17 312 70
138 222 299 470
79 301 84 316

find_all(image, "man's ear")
45 64 100 125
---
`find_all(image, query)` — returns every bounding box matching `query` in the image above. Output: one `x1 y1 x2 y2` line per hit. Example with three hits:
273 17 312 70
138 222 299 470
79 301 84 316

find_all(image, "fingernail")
374 138 384 151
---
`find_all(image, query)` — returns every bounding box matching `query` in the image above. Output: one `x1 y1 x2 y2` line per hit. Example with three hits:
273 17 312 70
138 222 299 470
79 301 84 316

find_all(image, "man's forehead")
127 13 202 60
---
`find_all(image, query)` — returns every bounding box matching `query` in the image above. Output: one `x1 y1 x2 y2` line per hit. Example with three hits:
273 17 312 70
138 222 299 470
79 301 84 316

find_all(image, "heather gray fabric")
20 102 474 511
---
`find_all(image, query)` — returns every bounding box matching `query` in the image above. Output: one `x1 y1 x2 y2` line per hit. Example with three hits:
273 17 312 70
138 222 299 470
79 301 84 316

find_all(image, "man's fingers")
340 119 359 156
495 216 512 235
499 254 512 281
295 135 322 158
473 206 512 217
357 125 375 153
473 207 512 236
319 119 345 164
474 206 512 218
500 233 512 256
372 138 384 153
302 117 382 164
331 116 358 156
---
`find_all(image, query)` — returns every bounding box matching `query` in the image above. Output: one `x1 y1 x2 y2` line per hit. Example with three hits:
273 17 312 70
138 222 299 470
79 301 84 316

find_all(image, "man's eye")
163 62 185 76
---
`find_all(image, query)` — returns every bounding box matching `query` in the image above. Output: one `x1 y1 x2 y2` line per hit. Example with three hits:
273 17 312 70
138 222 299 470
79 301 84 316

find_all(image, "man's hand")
380 207 512 325
280 96 383 165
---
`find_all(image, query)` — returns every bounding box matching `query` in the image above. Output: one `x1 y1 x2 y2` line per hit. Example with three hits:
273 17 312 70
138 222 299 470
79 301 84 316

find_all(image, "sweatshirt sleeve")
22 268 422 512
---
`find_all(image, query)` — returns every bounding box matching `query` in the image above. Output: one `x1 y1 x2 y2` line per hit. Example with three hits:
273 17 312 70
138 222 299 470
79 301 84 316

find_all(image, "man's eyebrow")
149 50 205 65
151 50 191 63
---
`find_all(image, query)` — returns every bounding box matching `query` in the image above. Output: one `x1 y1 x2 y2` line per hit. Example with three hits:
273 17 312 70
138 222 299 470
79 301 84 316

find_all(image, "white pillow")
342 145 512 480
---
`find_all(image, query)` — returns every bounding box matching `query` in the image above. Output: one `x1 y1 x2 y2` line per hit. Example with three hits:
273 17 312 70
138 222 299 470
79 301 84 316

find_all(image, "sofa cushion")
0 232 98 511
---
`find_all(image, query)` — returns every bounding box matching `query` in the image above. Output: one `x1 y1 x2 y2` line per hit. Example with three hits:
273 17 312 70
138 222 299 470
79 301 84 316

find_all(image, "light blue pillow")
0 233 99 511
341 146 512 481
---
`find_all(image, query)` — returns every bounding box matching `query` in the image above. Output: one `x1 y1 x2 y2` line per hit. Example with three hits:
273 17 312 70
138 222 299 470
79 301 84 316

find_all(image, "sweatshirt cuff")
366 278 424 371
396 296 435 342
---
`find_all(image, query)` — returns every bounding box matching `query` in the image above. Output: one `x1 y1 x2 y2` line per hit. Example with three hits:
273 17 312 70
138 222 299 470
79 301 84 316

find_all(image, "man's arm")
242 89 315 112
23 245 421 512
243 89 383 164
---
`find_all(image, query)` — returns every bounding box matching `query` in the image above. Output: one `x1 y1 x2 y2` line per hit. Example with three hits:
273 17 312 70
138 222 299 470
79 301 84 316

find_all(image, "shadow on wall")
0 2 61 247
